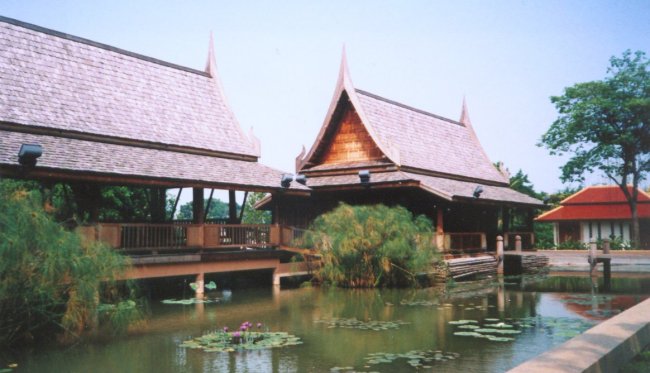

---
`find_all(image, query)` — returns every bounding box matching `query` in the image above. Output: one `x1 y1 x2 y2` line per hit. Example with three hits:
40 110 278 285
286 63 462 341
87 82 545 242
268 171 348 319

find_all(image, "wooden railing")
204 224 272 248
120 224 187 249
443 232 486 253
82 223 302 252
504 232 535 251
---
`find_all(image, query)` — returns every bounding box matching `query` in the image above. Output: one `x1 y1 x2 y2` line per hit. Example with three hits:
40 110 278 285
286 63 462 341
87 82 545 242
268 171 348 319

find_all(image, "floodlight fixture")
358 170 371 185
18 143 42 167
281 174 293 188
473 185 484 198
295 174 307 185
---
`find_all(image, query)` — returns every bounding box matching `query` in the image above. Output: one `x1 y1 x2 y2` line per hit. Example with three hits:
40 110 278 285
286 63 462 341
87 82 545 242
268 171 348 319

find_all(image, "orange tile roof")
536 186 650 221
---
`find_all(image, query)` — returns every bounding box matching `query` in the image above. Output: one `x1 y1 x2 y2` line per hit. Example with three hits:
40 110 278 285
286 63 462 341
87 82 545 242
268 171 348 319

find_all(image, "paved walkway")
532 250 650 273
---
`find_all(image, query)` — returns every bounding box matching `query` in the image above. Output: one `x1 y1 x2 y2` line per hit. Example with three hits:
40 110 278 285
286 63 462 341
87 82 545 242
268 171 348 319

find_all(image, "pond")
8 275 650 373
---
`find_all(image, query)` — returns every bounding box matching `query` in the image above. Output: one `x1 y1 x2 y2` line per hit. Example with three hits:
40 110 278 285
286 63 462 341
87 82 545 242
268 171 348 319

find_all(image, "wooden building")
536 185 650 249
261 51 543 253
0 16 310 286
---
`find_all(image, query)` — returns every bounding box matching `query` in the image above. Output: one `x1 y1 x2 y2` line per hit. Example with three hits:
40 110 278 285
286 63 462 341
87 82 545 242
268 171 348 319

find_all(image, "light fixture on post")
18 143 42 168
280 174 293 188
473 185 483 198
358 170 370 186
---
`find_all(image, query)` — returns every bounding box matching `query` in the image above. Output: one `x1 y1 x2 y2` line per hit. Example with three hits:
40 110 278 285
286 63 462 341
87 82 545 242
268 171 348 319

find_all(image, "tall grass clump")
0 182 139 347
301 204 438 288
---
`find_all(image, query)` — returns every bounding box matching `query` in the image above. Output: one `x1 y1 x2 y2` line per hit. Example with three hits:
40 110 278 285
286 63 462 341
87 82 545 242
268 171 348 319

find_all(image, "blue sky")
2 0 649 194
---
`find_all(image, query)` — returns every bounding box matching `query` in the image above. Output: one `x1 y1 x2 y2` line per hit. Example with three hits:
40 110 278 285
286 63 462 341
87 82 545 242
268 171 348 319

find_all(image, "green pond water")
7 275 650 373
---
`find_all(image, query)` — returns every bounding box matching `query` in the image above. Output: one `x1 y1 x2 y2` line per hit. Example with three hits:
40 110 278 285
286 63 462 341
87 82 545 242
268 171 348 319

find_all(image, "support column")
515 235 522 252
589 240 598 276
496 235 504 275
195 272 205 297
192 188 204 224
436 207 445 250
228 190 238 224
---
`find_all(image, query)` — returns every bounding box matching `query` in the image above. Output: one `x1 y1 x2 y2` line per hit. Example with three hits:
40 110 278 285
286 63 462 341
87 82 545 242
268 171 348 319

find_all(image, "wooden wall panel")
320 107 384 164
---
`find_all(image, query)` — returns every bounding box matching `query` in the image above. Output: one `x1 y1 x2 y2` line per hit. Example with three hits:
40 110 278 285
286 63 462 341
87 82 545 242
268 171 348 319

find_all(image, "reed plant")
301 204 438 288
0 181 139 346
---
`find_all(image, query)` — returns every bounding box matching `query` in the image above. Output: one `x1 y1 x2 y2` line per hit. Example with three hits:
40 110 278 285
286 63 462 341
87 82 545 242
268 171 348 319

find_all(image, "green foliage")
540 50 650 245
301 204 438 288
508 169 543 200
534 222 555 249
0 181 139 346
621 349 650 373
556 240 587 250
242 192 272 224
176 198 238 221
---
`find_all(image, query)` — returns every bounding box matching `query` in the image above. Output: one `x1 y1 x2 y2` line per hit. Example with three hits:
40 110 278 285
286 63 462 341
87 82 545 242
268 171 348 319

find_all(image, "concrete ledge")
508 298 650 372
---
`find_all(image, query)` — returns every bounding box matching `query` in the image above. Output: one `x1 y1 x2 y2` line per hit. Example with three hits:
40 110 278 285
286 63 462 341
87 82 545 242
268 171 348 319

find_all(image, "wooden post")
436 207 445 250
603 238 611 254
497 235 504 275
195 272 205 297
228 190 238 224
192 188 204 224
589 240 598 276
515 235 522 252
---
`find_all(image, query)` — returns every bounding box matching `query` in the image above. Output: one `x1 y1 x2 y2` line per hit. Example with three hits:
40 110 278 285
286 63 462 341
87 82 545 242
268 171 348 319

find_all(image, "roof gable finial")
205 31 217 78
459 95 472 127
338 44 355 89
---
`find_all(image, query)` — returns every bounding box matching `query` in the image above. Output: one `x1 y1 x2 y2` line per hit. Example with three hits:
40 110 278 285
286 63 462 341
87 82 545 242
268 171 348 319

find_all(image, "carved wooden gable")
318 105 385 165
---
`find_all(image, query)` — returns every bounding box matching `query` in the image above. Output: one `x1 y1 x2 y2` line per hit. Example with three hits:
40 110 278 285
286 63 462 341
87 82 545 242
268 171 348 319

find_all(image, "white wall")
580 221 629 243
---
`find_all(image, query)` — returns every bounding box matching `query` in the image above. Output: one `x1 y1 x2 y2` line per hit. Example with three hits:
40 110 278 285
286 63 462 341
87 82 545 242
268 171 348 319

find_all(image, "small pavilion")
536 185 650 249
0 16 309 287
261 51 543 253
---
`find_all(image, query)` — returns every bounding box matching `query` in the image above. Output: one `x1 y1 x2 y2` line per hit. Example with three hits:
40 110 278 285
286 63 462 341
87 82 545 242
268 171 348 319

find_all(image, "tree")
540 50 650 246
242 192 272 224
175 198 235 221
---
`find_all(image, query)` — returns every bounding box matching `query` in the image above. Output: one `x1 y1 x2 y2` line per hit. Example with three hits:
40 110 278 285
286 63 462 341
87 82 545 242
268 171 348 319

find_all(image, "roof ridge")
355 88 464 127
0 15 208 77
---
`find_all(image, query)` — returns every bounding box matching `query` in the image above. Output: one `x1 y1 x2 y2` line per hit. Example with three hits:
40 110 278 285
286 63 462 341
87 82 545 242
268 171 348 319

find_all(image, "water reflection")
15 275 650 373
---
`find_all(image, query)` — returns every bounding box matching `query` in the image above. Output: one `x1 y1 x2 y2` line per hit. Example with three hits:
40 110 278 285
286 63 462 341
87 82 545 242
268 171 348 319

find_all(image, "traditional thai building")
536 185 650 248
262 52 543 253
0 16 310 286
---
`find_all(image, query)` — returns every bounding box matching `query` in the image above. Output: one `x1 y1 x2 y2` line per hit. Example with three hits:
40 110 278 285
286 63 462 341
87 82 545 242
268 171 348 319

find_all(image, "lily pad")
362 350 459 369
448 319 479 325
181 330 302 352
315 318 408 331
457 324 480 329
161 297 219 305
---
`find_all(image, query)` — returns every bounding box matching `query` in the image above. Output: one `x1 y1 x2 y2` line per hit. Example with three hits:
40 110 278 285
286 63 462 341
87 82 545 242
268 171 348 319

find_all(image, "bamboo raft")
433 255 498 280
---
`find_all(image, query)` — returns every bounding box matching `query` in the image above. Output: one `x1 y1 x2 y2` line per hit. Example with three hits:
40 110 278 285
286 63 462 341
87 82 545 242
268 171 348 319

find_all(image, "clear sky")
2 0 649 194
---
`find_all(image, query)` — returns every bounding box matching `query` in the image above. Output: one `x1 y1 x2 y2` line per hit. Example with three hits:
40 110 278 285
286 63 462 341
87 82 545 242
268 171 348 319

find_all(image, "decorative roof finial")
338 44 354 89
205 31 217 78
459 95 472 126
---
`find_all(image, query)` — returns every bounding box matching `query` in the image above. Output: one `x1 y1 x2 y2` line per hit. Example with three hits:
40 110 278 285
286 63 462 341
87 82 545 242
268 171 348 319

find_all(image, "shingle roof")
0 16 256 158
1 130 307 191
355 89 508 183
536 186 650 221
302 170 543 206
297 50 508 185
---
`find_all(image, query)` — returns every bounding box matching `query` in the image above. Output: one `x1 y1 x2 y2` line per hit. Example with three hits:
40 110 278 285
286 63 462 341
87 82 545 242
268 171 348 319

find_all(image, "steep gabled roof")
0 16 258 159
296 50 508 185
0 16 306 193
536 186 650 221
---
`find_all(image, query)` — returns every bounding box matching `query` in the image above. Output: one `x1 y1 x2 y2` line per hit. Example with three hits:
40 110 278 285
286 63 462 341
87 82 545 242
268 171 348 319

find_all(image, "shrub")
556 240 587 250
0 181 139 346
300 204 438 288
